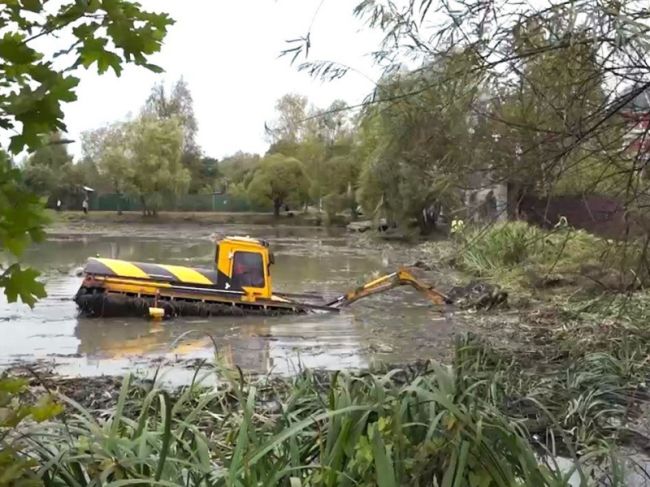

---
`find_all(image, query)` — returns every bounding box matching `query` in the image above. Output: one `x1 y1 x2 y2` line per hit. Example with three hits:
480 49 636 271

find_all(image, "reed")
3 332 643 486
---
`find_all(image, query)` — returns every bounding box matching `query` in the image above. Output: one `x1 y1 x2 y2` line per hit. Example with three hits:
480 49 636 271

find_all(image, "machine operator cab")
215 236 274 301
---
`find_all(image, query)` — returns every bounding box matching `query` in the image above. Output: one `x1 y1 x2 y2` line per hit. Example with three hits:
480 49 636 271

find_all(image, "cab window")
232 251 265 288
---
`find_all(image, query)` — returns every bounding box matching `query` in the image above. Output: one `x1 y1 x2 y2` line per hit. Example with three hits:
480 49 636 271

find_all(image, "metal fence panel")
90 193 269 212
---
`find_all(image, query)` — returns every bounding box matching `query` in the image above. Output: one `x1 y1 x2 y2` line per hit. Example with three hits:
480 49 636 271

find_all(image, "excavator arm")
326 268 452 309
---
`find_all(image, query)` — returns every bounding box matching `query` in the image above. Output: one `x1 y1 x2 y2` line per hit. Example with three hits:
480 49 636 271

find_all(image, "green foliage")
82 122 131 194
470 25 612 197
144 78 209 193
266 94 359 212
221 151 261 187
21 133 91 207
7 333 640 486
227 182 251 207
0 0 172 154
320 154 360 218
247 154 309 216
316 2 646 232
0 375 62 486
456 221 646 289
25 133 72 170
266 93 310 144
0 0 171 309
356 55 479 230
0 158 47 307
21 163 58 199
87 116 190 215
128 116 190 214
197 157 221 192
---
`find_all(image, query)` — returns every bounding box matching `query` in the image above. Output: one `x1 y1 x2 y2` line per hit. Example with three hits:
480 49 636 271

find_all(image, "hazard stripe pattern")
85 258 218 286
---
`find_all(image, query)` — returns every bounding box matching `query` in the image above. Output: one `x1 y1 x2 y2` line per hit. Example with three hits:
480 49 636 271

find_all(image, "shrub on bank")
455 221 647 290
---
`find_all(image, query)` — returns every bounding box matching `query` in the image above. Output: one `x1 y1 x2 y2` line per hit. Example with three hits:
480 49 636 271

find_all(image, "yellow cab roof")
220 236 268 249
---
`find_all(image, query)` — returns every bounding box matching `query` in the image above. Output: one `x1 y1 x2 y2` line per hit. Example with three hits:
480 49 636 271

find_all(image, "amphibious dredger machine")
75 236 451 319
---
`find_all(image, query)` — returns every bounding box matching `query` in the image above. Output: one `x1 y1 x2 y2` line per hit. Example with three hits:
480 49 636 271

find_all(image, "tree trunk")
273 200 282 218
141 195 148 216
417 208 434 236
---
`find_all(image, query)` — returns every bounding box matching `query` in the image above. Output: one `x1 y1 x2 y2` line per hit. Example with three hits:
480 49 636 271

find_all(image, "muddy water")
0 225 459 380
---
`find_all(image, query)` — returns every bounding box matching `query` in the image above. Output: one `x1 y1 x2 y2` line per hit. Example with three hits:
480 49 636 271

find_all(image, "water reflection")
74 317 275 371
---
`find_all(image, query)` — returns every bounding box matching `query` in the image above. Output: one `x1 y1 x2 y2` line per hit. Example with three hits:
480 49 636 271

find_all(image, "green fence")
90 193 269 212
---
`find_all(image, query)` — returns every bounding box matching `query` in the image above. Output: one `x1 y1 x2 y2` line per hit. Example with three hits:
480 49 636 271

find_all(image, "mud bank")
5 357 440 412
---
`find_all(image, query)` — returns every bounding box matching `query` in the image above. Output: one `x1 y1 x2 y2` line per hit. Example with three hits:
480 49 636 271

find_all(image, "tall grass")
457 221 645 290
5 334 643 486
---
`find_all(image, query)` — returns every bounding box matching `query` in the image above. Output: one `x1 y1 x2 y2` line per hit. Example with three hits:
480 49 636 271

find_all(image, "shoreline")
46 210 349 229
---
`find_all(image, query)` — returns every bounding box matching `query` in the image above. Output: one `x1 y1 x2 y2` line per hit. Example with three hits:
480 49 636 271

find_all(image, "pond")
0 224 458 380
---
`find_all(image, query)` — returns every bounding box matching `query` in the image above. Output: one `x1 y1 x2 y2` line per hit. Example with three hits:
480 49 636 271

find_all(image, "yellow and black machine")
75 236 451 319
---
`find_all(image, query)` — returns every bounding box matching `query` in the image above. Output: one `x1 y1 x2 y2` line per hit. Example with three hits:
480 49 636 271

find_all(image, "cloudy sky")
62 0 382 159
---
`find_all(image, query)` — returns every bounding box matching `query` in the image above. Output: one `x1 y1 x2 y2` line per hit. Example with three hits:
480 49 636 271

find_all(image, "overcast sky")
62 0 382 160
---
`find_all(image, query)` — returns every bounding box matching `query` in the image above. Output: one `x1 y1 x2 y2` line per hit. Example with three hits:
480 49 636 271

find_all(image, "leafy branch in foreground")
0 0 173 305
0 0 173 154
0 157 47 307
0 375 63 487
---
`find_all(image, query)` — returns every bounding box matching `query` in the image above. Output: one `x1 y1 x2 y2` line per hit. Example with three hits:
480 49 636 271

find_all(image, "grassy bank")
46 210 348 228
418 221 650 296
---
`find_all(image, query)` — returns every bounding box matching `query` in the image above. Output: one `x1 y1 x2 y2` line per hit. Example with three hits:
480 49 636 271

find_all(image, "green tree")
348 0 644 210
22 133 74 205
220 152 260 207
145 78 205 192
82 122 133 198
321 154 360 219
466 23 610 203
128 116 190 214
356 54 479 231
25 133 72 170
23 133 101 209
92 116 190 215
265 94 310 144
247 154 309 216
196 157 221 192
267 95 358 212
75 156 109 193
221 151 261 187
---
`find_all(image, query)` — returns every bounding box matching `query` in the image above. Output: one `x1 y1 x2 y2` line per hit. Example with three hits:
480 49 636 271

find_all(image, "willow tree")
144 78 205 192
356 1 650 204
356 52 481 231
288 0 650 221
89 116 190 215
